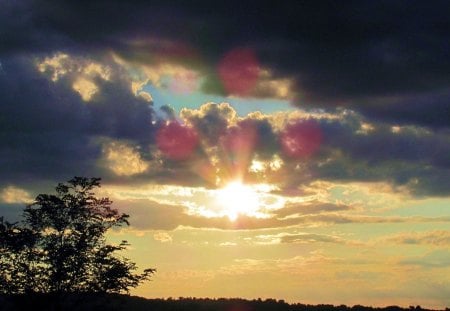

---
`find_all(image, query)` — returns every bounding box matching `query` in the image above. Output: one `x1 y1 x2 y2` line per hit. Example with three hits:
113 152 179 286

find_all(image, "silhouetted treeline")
0 177 154 296
0 293 448 311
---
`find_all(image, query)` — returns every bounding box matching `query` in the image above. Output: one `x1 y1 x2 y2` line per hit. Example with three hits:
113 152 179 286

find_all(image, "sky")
1 0 450 308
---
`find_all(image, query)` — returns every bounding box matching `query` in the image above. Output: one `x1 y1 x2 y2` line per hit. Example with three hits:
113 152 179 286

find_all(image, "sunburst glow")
215 181 260 221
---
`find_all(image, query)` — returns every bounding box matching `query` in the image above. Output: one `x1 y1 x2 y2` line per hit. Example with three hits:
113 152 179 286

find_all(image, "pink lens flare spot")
222 122 258 154
280 120 323 158
167 71 199 95
218 48 260 96
156 122 199 160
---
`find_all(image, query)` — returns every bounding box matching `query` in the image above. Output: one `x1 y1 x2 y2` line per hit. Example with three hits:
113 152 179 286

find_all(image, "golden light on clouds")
36 53 112 102
102 140 149 176
356 122 375 135
82 62 111 80
37 53 70 81
72 77 98 101
254 69 295 99
249 159 265 173
37 53 110 82
112 52 200 95
180 102 238 127
249 155 284 174
3 2 449 307
0 186 33 204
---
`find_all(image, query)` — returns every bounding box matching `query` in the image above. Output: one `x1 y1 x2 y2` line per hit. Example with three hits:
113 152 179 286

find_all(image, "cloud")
0 186 33 204
249 108 450 196
0 17 449 197
0 1 448 198
251 69 295 100
0 186 34 222
252 229 450 247
398 250 450 268
37 53 111 83
124 102 450 196
385 230 450 247
113 53 201 95
2 55 448 201
275 201 354 218
254 232 352 245
181 102 237 144
2 1 448 129
116 199 186 231
358 89 450 129
159 105 176 120
299 214 450 225
72 77 98 101
113 194 450 231
313 114 450 196
280 232 345 244
218 252 339 277
101 139 150 176
0 53 157 185
153 232 173 243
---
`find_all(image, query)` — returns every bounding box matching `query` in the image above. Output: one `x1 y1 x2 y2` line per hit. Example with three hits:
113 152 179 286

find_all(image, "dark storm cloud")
358 90 450 129
1 1 448 128
319 114 450 166
0 56 97 185
87 77 156 143
1 1 449 199
312 114 450 196
0 55 156 186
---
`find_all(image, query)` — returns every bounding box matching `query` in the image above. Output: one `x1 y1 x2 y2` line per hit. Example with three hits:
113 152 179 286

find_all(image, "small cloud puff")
0 186 33 204
153 232 173 243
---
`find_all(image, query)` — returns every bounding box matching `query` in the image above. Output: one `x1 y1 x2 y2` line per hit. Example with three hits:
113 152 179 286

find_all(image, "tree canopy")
0 177 155 294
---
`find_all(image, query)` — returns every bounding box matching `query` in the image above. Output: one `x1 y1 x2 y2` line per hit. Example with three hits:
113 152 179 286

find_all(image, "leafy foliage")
0 177 155 294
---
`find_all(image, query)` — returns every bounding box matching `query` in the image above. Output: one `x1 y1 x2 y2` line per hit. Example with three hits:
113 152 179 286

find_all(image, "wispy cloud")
253 232 358 245
384 230 450 247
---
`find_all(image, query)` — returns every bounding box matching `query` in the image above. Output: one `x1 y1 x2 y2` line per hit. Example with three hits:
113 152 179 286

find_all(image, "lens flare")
156 121 198 160
280 119 323 158
218 48 260 96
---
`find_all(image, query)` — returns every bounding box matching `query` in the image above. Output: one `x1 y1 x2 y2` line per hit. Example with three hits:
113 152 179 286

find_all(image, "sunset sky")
1 0 450 308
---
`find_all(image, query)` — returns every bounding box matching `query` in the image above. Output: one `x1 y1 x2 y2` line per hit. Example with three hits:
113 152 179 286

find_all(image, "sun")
215 181 260 221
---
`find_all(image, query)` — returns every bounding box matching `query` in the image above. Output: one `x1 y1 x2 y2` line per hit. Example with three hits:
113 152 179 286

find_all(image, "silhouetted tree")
0 177 155 295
